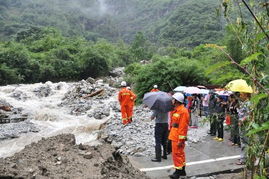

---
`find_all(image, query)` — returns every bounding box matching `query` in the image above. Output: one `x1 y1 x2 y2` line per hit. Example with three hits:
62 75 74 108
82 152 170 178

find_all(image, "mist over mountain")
0 0 224 46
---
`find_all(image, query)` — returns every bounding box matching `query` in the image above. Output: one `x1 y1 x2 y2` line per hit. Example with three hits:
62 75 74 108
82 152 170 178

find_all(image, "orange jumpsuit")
118 87 135 125
150 89 159 92
168 104 190 169
128 89 136 123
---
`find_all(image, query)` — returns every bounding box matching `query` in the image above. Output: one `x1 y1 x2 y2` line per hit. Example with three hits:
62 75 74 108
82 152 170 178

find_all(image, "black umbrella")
143 91 173 112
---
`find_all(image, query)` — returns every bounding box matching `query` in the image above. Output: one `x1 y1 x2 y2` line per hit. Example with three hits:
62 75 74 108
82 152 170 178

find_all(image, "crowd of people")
117 82 251 179
184 90 251 166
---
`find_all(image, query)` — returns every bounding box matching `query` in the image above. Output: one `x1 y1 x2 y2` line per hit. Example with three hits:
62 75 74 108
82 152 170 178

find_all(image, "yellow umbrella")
225 79 253 93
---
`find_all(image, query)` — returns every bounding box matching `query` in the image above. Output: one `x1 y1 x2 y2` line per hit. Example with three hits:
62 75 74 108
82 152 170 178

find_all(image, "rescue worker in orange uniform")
127 86 136 123
168 92 190 179
151 85 159 92
118 81 135 125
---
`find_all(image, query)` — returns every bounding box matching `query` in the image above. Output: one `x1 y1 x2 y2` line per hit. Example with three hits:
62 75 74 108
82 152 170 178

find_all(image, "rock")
56 161 62 165
57 157 62 161
134 153 145 157
0 121 39 140
10 90 29 101
93 107 110 120
86 77 95 84
10 163 17 169
94 113 102 120
109 67 124 77
83 152 93 159
33 84 52 97
96 79 104 86
78 143 87 150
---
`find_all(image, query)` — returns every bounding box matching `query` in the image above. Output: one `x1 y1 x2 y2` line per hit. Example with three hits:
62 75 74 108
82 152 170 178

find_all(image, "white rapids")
0 81 117 158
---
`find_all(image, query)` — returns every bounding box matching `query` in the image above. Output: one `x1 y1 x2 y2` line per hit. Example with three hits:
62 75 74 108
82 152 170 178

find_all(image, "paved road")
129 131 243 179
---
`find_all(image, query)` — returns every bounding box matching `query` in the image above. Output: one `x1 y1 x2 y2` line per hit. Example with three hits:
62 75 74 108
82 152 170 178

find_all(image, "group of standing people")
118 82 251 178
205 91 251 165
118 83 189 179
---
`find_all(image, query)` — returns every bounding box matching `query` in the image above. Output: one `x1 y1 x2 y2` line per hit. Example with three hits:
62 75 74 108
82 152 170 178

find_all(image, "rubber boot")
169 169 182 179
181 166 186 176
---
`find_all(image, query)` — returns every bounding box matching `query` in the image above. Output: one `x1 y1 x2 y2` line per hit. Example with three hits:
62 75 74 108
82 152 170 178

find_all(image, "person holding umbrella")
168 93 189 179
143 91 173 162
225 79 253 165
150 109 169 162
236 92 251 165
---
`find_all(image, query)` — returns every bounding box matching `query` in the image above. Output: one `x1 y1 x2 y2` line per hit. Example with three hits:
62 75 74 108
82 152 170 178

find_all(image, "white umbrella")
199 89 210 94
184 87 201 94
174 86 187 92
215 90 232 96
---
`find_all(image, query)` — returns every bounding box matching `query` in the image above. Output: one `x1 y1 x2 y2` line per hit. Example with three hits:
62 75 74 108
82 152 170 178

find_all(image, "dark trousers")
154 123 168 160
210 114 217 135
167 130 172 154
231 115 240 144
216 115 224 139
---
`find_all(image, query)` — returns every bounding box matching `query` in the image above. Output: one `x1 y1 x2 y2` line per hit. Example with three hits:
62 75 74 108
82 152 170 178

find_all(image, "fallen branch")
83 89 104 98
0 105 11 111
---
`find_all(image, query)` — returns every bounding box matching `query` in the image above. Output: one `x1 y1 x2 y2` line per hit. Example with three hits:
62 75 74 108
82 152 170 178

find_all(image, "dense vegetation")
0 0 228 85
124 39 247 100
0 27 143 84
0 0 224 46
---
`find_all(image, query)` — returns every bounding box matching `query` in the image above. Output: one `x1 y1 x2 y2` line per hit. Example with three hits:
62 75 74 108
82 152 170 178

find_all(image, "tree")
126 57 208 102
130 32 153 61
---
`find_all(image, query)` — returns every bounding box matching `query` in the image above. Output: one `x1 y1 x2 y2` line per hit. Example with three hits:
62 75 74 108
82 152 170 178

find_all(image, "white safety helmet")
153 85 158 88
172 93 184 103
121 81 127 87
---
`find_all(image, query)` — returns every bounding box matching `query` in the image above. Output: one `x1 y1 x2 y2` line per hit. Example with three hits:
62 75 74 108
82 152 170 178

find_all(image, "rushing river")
0 81 116 158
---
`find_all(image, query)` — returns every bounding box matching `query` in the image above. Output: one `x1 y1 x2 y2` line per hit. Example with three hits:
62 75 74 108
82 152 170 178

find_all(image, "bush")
126 57 208 101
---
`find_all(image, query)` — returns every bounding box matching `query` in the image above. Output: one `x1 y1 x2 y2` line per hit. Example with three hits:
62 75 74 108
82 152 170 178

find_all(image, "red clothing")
120 105 132 124
187 96 193 112
128 89 136 123
118 87 132 106
168 104 190 169
150 89 159 92
172 141 186 169
118 87 136 124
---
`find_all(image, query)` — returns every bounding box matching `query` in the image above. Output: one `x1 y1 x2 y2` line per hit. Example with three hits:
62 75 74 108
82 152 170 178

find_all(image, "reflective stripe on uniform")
174 166 182 169
173 113 180 117
122 118 128 121
174 162 186 169
178 135 186 139
122 93 131 96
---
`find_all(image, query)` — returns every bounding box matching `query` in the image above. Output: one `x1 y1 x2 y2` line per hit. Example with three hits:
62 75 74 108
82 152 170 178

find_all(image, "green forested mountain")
0 0 262 87
0 0 224 47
